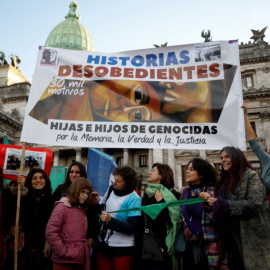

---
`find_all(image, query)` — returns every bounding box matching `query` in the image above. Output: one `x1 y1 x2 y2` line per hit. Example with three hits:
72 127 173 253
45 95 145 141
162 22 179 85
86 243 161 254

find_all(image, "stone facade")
0 55 30 143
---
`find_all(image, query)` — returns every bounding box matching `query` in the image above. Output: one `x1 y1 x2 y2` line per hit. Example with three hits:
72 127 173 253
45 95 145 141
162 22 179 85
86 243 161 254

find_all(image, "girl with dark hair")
53 161 100 264
96 166 141 270
140 163 180 270
46 178 92 270
181 158 228 270
203 146 270 270
52 161 87 201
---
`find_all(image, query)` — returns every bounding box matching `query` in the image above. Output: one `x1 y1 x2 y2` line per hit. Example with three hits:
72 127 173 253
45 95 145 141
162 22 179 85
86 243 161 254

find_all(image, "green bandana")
145 183 180 256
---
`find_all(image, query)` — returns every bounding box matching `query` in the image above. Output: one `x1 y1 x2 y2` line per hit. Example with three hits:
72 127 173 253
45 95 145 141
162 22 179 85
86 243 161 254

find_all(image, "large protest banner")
21 41 245 150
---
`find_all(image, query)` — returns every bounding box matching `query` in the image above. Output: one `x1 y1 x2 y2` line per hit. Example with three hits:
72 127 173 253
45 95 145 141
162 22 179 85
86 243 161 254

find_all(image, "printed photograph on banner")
28 63 236 124
3 148 46 176
40 48 58 66
195 43 222 62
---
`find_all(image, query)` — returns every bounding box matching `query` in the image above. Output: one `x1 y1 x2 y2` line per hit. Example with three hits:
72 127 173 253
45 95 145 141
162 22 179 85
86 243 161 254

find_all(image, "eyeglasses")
80 190 91 197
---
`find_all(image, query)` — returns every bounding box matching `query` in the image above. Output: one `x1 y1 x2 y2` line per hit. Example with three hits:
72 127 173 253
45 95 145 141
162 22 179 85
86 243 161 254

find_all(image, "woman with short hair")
97 166 141 270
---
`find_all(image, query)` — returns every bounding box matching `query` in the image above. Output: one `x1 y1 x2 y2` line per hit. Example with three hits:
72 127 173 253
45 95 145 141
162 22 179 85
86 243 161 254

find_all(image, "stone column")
123 148 129 166
53 150 59 166
153 149 163 164
167 149 175 178
175 161 182 190
199 150 207 159
75 148 82 162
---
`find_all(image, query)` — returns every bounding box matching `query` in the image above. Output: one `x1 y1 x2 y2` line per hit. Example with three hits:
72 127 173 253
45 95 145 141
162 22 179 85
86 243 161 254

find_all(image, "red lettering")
183 66 195 79
150 69 155 79
95 66 109 77
157 69 167 80
209 63 220 77
135 69 148 78
168 67 183 80
84 65 94 78
197 65 208 78
123 68 134 78
58 65 71 76
110 67 122 77
73 65 82 77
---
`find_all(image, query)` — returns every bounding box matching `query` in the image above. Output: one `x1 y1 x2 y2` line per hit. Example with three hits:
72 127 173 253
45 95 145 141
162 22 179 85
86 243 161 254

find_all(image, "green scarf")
107 195 204 270
145 183 180 256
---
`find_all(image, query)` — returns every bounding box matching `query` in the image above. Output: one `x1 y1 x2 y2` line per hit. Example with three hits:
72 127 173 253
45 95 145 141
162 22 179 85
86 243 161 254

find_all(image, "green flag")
49 166 66 193
108 197 205 220
3 135 11 144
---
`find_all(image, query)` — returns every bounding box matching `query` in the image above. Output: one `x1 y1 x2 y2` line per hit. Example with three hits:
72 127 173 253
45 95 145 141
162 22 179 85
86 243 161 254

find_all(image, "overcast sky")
2 0 270 81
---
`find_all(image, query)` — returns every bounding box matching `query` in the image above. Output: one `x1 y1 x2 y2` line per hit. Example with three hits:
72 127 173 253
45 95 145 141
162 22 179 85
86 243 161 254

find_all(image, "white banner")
21 41 246 150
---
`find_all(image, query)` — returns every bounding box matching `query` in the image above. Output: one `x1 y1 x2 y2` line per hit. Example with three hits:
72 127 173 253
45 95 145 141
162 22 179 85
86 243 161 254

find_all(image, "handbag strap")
144 213 151 229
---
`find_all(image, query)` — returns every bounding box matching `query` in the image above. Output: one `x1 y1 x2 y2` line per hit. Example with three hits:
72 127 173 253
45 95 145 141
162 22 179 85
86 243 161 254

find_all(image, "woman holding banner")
242 104 270 190
181 158 228 270
3 169 53 270
23 168 54 270
97 166 141 270
139 163 180 270
202 146 270 270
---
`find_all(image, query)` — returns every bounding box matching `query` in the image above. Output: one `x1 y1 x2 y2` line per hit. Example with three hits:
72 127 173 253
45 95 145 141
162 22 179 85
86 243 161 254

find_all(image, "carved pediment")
175 149 199 157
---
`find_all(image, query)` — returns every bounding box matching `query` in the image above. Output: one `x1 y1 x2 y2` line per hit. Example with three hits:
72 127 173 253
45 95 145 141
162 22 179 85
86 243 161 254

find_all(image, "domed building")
39 0 95 167
45 0 94 51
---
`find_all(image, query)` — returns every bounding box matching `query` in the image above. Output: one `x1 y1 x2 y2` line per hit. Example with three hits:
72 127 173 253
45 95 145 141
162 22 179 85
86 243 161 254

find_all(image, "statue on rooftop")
153 42 168 48
10 54 21 69
201 29 211 42
251 27 267 43
0 51 8 65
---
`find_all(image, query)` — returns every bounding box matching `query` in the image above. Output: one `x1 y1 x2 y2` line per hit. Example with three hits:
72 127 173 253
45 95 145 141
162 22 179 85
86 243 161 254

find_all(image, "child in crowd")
46 178 92 270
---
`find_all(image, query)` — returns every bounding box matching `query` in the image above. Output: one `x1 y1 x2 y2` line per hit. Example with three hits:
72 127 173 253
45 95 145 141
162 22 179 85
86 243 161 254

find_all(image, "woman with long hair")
181 158 228 270
203 146 270 270
11 168 54 270
52 161 87 201
140 163 180 270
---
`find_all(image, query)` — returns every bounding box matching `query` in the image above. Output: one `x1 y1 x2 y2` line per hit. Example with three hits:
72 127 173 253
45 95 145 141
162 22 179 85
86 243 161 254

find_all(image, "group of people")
0 105 270 270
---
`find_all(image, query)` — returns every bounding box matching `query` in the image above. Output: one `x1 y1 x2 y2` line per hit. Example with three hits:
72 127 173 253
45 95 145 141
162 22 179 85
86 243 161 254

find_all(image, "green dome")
45 0 94 51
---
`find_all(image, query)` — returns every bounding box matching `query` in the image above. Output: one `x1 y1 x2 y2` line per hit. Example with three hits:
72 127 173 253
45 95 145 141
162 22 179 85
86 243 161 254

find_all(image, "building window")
181 164 188 187
139 155 147 167
116 156 123 166
245 75 254 88
250 161 262 176
250 121 257 136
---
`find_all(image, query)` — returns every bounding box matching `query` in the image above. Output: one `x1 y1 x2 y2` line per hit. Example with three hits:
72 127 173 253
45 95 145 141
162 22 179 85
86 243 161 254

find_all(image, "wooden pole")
14 142 26 270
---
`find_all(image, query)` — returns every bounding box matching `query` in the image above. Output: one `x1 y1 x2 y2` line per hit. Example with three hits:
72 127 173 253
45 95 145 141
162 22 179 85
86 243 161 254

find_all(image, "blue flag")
87 148 117 197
